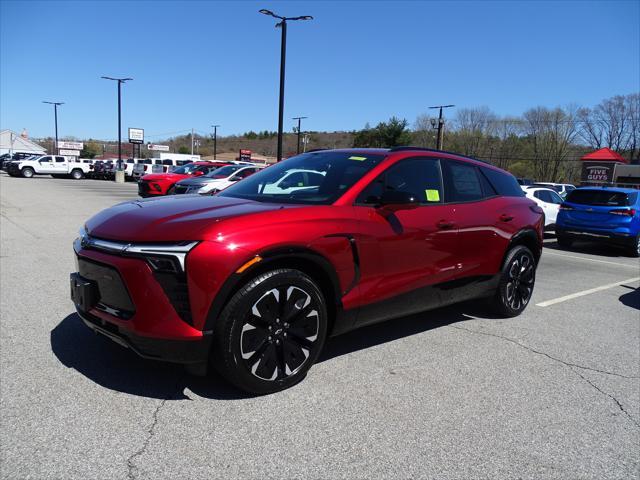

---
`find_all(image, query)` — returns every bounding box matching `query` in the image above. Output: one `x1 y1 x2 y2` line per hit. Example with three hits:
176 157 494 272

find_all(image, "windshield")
205 165 243 178
566 189 636 206
219 151 386 204
172 163 201 175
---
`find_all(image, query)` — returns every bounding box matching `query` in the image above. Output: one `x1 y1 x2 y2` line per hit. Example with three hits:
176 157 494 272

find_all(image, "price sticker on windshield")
425 189 440 202
348 156 367 161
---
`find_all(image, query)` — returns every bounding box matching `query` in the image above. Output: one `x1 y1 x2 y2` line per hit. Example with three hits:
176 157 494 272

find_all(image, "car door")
37 156 55 173
536 189 563 224
441 160 507 279
354 157 459 325
53 156 68 174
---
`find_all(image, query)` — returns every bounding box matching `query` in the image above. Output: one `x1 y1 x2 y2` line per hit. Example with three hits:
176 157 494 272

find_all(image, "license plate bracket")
70 273 99 312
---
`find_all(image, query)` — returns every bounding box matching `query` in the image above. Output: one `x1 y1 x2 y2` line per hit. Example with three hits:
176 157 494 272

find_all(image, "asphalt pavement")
1 173 639 479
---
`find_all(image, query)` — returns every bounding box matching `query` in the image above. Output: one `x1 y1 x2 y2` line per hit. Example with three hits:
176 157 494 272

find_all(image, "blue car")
556 187 640 257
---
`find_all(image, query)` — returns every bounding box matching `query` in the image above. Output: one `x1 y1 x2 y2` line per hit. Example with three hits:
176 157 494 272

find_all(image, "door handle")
499 214 514 222
437 220 456 230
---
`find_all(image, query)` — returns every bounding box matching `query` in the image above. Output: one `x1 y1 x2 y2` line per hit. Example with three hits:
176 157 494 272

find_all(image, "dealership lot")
1 173 638 479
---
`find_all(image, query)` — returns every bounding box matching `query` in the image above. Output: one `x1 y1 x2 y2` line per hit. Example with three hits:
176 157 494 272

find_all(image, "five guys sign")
582 162 614 184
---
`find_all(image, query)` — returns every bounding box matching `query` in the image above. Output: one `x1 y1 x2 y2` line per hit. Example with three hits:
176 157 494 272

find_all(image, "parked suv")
70 148 543 394
556 187 640 256
138 161 230 197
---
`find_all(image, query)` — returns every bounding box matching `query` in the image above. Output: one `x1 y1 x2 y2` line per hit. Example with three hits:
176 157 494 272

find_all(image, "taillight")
559 204 574 211
529 205 543 214
610 208 636 216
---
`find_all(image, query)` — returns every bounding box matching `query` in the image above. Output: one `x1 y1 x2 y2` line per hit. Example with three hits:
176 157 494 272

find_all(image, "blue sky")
1 0 638 141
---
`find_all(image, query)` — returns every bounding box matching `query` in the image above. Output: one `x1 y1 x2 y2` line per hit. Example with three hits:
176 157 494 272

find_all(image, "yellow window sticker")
425 189 440 202
348 156 367 161
298 182 304 187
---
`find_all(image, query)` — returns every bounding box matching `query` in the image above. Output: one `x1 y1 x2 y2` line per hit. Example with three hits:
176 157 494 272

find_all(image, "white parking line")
543 250 640 269
536 277 640 307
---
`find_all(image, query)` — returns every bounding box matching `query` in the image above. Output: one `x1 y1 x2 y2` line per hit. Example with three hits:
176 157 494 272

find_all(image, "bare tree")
625 93 639 162
523 106 579 182
413 114 436 148
489 117 523 170
451 106 497 157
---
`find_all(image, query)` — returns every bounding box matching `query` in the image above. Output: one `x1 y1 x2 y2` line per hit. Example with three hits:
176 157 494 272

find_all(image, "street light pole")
101 76 132 167
211 125 220 159
42 101 64 154
259 9 313 162
292 116 307 154
429 104 455 150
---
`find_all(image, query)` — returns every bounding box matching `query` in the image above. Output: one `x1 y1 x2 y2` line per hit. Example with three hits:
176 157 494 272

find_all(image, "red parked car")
71 148 543 394
138 161 230 197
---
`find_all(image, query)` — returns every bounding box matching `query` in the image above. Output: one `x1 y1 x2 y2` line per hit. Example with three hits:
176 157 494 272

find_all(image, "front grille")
78 258 135 318
138 181 150 195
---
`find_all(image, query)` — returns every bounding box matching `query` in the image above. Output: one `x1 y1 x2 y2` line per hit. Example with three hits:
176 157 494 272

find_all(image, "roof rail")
388 146 491 164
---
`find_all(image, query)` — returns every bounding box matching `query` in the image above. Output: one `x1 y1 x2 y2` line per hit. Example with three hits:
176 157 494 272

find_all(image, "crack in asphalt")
450 325 639 379
126 378 185 480
450 325 640 428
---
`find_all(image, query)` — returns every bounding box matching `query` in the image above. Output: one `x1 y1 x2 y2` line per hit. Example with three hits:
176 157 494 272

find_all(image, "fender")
201 245 355 335
507 228 542 265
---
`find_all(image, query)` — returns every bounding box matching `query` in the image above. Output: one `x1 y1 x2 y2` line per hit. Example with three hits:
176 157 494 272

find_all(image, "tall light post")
292 116 307 154
259 9 313 161
429 104 455 150
101 76 132 167
42 101 64 154
211 124 220 159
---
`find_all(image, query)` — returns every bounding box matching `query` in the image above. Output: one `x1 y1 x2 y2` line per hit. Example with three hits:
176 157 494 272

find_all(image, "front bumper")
76 307 211 364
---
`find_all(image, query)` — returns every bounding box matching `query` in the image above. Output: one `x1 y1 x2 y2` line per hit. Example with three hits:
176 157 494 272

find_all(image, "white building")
0 129 46 156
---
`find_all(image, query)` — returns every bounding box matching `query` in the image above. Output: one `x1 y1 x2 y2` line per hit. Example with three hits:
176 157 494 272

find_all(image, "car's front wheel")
489 245 536 317
212 269 328 394
21 167 34 178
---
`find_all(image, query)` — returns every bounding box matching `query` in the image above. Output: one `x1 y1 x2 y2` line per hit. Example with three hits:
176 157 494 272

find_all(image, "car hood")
85 195 292 242
176 177 218 187
141 173 188 182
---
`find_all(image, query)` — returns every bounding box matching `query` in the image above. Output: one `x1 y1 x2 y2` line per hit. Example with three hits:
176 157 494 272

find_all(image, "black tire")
489 245 536 318
21 167 34 178
557 235 573 249
211 268 328 394
629 235 640 258
71 169 84 180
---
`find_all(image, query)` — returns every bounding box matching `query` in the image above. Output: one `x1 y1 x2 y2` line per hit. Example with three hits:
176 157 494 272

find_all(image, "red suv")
138 161 230 197
71 148 543 394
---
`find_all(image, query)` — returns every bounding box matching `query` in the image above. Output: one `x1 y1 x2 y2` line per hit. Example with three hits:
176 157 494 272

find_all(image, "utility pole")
259 9 313 161
42 101 64 154
292 116 307 154
211 124 220 159
429 104 455 150
191 128 194 156
101 76 132 168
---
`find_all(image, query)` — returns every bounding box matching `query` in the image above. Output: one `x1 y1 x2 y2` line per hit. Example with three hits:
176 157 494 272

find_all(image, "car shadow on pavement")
544 240 633 258
619 285 640 310
51 303 493 400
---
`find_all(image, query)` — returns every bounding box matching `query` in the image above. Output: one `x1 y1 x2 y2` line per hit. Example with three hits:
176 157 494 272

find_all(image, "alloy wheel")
239 286 319 381
504 252 535 310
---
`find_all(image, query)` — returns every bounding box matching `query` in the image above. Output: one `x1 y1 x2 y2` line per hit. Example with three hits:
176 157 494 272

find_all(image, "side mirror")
378 191 419 212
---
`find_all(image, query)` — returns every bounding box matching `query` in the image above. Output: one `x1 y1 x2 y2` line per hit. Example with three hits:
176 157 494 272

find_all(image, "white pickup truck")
6 155 92 179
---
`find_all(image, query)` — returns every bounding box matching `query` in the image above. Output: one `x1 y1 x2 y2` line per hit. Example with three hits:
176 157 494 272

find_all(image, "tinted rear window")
481 168 525 197
566 190 636 206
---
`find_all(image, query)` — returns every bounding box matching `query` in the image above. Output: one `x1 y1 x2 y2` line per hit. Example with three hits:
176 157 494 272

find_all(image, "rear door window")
442 161 483 203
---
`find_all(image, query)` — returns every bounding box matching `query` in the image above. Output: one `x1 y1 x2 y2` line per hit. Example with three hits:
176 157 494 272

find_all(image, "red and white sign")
147 144 170 152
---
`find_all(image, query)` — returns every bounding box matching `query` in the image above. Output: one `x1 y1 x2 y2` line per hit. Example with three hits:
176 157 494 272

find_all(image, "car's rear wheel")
489 245 536 317
212 268 328 394
21 167 34 178
71 169 84 180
